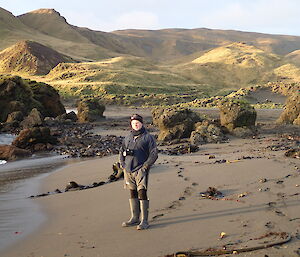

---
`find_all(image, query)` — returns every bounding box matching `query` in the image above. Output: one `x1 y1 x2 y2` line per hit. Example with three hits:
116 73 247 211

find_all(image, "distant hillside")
42 56 199 97
0 40 74 75
172 42 282 91
0 7 299 105
1 7 300 63
285 50 300 66
18 9 90 44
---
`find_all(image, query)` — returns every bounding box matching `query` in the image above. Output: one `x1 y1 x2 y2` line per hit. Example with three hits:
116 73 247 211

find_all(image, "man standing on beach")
119 114 158 230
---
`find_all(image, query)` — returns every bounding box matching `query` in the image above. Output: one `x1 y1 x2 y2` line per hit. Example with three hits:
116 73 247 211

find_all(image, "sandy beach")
1 108 300 257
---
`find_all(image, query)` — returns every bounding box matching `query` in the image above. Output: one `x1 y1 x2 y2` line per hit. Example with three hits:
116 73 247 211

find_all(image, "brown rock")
77 98 105 123
152 107 202 141
12 127 57 150
20 108 43 128
218 99 256 132
277 94 300 125
190 121 226 145
6 111 24 123
0 145 31 160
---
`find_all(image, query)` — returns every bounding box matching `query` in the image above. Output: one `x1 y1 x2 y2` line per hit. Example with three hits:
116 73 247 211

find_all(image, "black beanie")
130 114 143 123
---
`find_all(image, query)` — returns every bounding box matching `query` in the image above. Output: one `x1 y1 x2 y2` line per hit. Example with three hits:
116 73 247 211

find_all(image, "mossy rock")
277 93 300 125
77 98 105 123
152 107 202 141
218 99 257 131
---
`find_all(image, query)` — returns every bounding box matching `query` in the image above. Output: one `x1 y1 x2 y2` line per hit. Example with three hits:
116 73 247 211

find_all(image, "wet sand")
1 108 300 257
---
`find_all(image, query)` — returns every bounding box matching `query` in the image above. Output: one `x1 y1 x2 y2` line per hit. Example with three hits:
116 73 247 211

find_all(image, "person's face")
131 120 143 131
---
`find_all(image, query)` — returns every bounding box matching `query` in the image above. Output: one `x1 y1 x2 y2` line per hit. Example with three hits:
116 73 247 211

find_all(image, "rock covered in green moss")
152 107 202 141
0 75 65 125
27 80 66 117
77 98 105 123
277 93 300 125
218 99 257 132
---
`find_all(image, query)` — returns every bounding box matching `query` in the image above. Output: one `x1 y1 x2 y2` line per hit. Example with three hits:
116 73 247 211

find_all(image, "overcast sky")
1 0 300 35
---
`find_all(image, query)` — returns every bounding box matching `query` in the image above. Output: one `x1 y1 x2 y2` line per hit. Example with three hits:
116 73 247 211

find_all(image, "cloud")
198 0 300 35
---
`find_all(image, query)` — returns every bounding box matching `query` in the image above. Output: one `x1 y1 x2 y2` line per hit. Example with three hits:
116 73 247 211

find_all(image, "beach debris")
238 192 249 198
285 148 300 159
200 187 223 198
108 162 124 182
171 232 292 257
226 159 241 163
214 159 227 164
259 178 268 183
159 144 199 155
152 214 164 220
219 232 227 239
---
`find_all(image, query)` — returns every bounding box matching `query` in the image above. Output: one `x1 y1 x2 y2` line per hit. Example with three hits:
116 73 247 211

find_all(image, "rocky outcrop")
190 120 226 145
20 108 43 128
0 145 31 160
277 93 300 125
12 127 57 151
28 80 66 117
152 107 202 141
218 99 257 137
56 111 78 122
0 76 65 128
77 98 105 123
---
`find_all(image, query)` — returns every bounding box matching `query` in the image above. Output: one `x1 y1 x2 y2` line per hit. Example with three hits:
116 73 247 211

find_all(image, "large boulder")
77 98 105 123
218 99 257 134
0 145 31 160
277 93 300 125
20 108 43 128
152 107 202 141
6 111 24 123
12 127 57 151
27 80 66 117
190 120 226 145
0 76 65 125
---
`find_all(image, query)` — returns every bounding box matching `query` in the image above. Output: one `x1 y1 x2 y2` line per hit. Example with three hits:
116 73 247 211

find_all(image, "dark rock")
231 126 256 138
28 80 66 117
6 111 24 123
20 108 43 128
152 107 202 141
77 98 105 123
0 144 31 160
65 181 83 191
190 120 226 145
56 111 78 122
12 127 57 151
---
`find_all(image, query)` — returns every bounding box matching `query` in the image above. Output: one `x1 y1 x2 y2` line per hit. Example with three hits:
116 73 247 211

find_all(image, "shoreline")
1 133 300 257
0 154 84 253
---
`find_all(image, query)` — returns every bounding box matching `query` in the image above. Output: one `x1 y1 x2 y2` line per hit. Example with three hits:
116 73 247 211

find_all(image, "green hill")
0 7 299 106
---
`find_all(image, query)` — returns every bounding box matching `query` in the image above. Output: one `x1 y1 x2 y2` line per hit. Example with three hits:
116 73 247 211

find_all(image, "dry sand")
1 109 300 257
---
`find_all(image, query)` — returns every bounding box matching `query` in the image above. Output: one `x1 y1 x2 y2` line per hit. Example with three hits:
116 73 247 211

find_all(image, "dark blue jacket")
119 129 158 173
